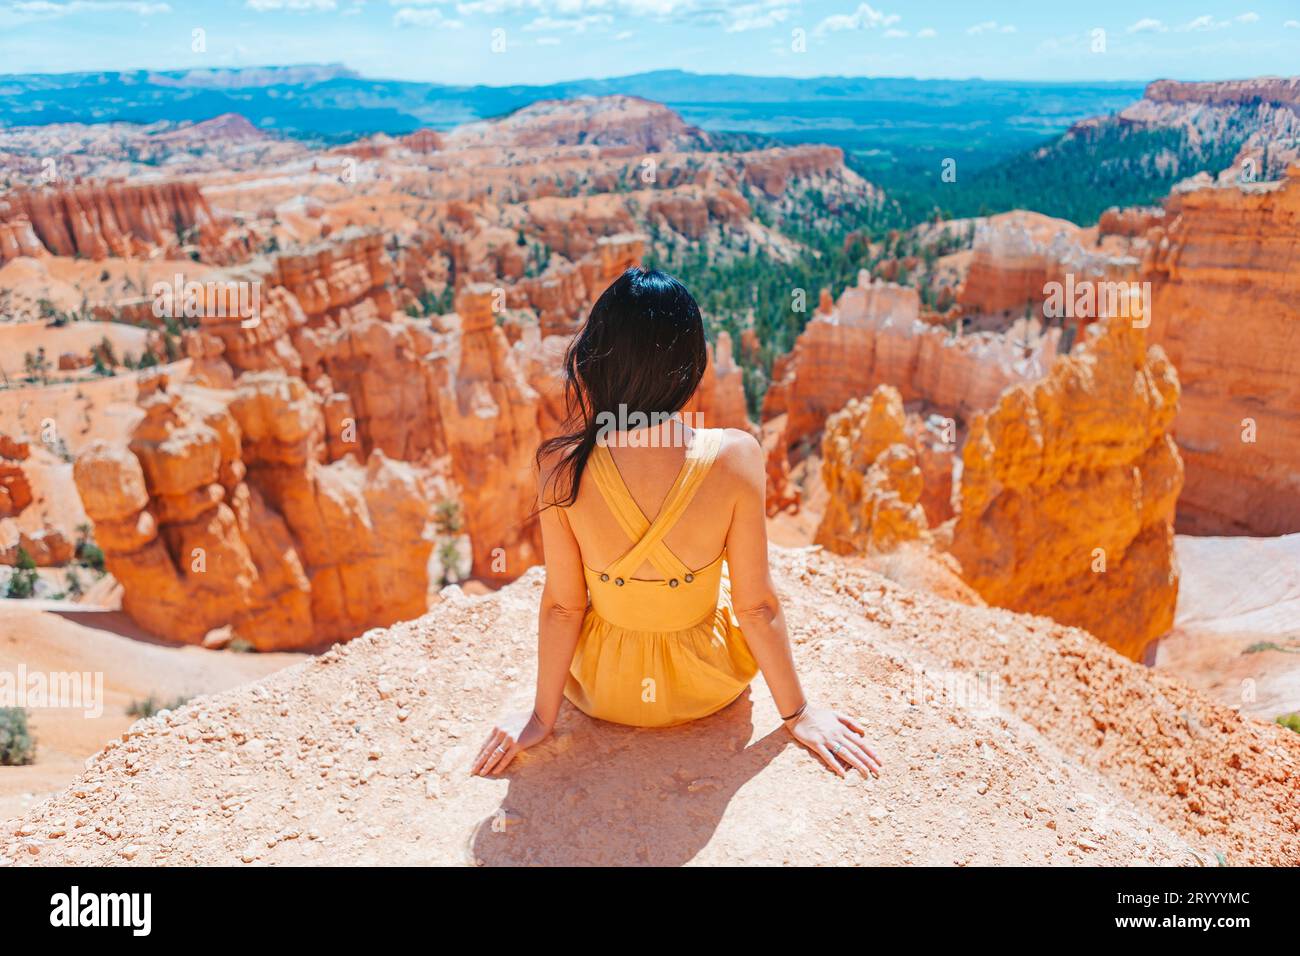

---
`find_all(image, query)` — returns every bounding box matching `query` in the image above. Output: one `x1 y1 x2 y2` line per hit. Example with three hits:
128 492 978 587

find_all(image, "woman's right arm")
723 431 883 779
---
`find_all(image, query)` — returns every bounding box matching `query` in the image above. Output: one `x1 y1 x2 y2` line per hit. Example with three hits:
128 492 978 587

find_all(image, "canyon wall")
0 180 223 263
765 272 1058 463
73 371 437 650
1142 167 1300 535
815 386 930 555
958 210 1140 317
948 314 1184 660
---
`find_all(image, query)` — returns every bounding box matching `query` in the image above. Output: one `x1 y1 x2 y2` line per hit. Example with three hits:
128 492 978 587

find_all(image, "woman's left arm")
472 487 588 776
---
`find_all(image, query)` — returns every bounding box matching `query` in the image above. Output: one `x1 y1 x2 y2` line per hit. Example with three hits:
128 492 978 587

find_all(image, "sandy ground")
1156 533 1300 720
2 546 1294 867
0 359 188 454
0 602 304 821
0 320 150 381
0 255 216 323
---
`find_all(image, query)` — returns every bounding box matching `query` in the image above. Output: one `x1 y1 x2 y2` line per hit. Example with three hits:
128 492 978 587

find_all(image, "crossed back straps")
586 427 724 582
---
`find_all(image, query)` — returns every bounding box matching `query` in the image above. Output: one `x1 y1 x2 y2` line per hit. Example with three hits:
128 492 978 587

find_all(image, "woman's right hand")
786 703 883 779
471 709 552 777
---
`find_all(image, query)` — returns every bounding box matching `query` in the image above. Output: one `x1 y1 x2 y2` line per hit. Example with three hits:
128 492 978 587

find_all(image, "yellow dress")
563 427 759 728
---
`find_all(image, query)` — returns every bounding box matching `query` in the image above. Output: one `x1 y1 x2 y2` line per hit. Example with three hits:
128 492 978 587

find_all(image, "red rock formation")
765 272 1058 465
742 146 847 197
1098 205 1165 239
509 233 645 336
685 331 752 432
271 230 394 327
647 188 749 239
958 210 1140 317
948 314 1183 661
73 371 435 649
815 386 930 555
431 285 542 583
0 216 44 263
1142 167 1300 535
0 180 222 261
399 129 445 153
0 434 33 518
1143 77 1300 109
446 95 712 152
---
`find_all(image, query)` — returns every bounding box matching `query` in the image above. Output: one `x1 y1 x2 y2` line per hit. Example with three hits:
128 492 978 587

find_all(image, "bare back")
561 424 752 581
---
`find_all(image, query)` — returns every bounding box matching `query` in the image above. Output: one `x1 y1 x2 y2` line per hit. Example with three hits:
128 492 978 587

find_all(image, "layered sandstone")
815 386 929 555
765 272 1058 464
685 331 752 432
0 180 223 263
0 434 32 518
445 95 711 152
425 286 543 583
1142 167 1300 535
73 371 436 649
958 210 1140 317
948 314 1184 661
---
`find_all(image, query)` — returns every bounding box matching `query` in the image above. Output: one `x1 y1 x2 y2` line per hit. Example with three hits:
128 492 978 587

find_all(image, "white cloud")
246 0 336 10
1126 17 1166 33
883 27 906 37
915 26 935 38
613 29 633 39
524 13 611 31
1177 14 1229 31
1286 19 1300 29
1235 11 1259 24
394 5 463 27
815 3 900 35
725 2 794 33
9 0 170 14
967 20 1014 36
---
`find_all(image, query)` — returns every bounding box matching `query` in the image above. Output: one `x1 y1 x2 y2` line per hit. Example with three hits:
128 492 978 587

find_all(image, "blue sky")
1 0 1297 84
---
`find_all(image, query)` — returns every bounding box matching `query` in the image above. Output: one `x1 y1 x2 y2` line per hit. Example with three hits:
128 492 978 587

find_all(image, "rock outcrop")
0 434 32 519
815 386 930 555
73 371 437 650
429 285 543 584
0 434 78 567
1142 167 1300 535
958 210 1140 317
764 272 1058 463
445 95 712 152
948 313 1184 661
3 547 1296 866
0 180 224 263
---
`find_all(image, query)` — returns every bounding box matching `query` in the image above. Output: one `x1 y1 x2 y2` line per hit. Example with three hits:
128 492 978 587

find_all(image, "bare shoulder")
536 442 571 503
712 427 765 490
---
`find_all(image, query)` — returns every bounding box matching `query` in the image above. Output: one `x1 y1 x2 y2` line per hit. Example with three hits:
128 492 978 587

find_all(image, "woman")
471 267 883 780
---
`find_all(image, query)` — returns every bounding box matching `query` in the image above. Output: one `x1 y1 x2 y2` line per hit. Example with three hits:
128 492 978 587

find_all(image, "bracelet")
780 700 808 723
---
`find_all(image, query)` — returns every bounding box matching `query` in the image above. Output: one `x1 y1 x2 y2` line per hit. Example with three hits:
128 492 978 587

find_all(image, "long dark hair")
537 266 708 508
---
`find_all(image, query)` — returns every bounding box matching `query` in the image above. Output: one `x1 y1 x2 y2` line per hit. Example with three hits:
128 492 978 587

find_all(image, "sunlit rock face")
948 314 1184 661
1142 167 1300 536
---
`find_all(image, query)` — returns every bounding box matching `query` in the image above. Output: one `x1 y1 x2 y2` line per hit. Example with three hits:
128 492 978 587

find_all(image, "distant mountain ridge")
0 65 1143 155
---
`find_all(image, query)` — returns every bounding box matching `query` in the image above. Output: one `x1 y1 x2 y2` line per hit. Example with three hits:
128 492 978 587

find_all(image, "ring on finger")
829 742 844 755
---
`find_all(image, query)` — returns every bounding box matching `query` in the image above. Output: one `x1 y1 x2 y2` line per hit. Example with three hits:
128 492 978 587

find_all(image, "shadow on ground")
469 692 791 865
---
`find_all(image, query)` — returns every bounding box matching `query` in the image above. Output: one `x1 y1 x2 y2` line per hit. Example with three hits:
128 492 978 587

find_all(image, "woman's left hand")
471 709 552 776
786 703 883 779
